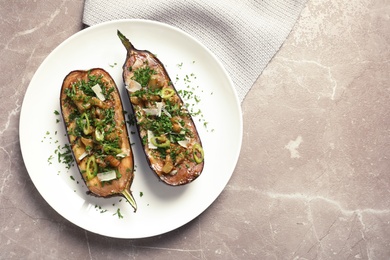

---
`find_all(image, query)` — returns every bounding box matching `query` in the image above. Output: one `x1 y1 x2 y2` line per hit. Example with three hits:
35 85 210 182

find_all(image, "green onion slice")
81 113 91 135
103 145 123 155
86 155 98 180
160 88 175 99
151 136 171 148
95 127 104 142
193 143 204 164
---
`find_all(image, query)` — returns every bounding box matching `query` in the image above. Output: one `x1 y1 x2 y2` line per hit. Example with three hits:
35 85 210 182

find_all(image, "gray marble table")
1 0 389 259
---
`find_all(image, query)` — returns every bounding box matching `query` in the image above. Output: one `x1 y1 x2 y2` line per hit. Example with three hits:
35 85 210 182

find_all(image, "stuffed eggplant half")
118 30 204 186
60 68 137 212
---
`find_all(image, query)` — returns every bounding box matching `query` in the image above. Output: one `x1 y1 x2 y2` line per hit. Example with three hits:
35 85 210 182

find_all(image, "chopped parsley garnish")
132 66 156 87
113 208 124 219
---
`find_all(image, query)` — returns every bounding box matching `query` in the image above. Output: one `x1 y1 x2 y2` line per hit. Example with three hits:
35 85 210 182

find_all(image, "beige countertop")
1 0 389 259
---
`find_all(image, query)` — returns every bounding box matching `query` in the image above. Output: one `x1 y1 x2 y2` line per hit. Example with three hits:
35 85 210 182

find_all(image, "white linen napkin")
83 0 307 102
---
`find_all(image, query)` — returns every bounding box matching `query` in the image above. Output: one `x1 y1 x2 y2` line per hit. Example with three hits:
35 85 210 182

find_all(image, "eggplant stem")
117 30 134 51
121 189 137 212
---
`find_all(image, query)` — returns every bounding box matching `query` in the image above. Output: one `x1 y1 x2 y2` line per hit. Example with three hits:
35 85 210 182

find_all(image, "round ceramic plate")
19 19 242 238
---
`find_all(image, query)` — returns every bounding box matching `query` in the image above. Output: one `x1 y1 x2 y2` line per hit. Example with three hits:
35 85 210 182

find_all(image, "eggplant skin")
60 68 136 211
118 30 204 186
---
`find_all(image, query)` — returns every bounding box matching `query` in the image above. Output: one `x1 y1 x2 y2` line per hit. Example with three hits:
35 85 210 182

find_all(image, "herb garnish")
132 65 156 87
113 208 124 219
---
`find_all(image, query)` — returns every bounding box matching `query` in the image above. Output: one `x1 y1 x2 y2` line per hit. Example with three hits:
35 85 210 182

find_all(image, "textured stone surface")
1 0 389 259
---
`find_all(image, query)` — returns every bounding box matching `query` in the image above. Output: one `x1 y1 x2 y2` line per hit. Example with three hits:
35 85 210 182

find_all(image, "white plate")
19 19 242 238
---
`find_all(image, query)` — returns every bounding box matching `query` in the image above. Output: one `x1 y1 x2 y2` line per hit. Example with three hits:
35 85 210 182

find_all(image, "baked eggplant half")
118 30 204 186
60 68 137 212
